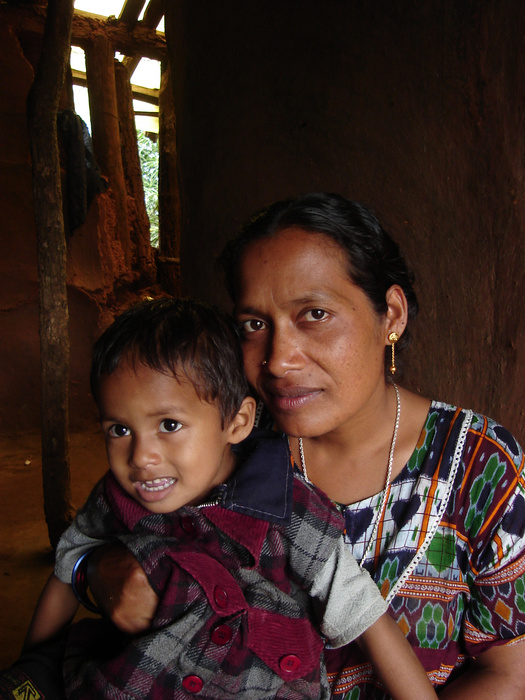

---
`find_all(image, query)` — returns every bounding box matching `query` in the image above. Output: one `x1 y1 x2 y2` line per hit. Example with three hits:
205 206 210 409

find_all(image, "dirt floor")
0 425 108 669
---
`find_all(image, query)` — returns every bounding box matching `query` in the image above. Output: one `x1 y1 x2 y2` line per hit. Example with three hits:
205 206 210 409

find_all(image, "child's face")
97 358 240 514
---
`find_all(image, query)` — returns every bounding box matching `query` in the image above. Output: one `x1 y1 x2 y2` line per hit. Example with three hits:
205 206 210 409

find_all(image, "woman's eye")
108 424 130 438
159 419 182 433
241 319 266 334
304 309 328 322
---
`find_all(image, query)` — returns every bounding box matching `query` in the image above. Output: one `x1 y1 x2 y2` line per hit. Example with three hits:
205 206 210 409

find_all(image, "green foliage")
137 130 159 247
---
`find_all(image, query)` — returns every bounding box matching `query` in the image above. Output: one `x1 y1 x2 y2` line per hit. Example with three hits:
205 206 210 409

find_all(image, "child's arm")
357 612 437 699
310 538 437 699
24 573 79 651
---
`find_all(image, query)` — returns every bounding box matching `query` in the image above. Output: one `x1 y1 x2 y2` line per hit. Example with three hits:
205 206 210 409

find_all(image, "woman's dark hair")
90 297 248 427
219 192 419 371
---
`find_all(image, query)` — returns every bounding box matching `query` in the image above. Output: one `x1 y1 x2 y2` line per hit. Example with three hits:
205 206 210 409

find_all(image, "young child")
24 298 437 699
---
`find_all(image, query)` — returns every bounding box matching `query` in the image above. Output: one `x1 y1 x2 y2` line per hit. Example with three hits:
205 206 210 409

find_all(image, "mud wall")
167 1 525 444
0 21 155 433
2 3 525 445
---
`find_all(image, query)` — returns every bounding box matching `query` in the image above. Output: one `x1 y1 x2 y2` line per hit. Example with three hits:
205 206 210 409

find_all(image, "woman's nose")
264 326 305 376
129 434 160 469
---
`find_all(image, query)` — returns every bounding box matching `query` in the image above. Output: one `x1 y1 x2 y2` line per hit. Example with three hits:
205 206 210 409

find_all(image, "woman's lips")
264 386 322 412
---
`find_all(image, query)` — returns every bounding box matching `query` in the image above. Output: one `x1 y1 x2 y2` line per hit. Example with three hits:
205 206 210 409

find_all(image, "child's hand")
88 543 159 634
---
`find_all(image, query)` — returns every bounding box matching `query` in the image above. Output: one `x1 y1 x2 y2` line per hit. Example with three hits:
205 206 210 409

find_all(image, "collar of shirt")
104 432 293 530
218 431 293 525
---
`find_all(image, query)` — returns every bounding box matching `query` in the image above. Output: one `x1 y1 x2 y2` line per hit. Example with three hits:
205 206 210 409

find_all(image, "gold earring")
388 332 399 375
261 360 267 366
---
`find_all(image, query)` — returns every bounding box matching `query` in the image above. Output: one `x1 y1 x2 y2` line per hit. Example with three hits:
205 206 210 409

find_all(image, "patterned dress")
325 402 525 698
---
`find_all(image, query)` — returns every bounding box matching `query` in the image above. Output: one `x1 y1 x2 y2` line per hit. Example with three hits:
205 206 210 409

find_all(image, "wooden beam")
86 35 132 266
143 0 165 29
158 61 181 296
71 67 160 106
119 0 147 25
122 0 165 74
26 0 74 548
123 54 142 77
115 60 156 281
1 4 166 61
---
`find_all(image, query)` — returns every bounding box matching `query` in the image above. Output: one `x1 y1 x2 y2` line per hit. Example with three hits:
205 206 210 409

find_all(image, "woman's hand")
87 542 159 634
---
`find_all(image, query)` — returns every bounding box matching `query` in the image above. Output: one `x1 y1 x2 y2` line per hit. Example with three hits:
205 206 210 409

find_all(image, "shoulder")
467 410 523 463
292 471 343 526
75 473 111 519
430 401 524 470
289 472 345 552
406 401 525 519
460 409 525 522
430 403 525 547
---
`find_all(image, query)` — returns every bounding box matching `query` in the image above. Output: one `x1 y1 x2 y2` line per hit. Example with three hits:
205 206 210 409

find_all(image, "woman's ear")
384 285 408 341
227 396 256 444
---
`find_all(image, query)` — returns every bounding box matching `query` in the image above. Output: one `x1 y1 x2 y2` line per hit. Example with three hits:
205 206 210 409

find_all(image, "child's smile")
135 477 177 501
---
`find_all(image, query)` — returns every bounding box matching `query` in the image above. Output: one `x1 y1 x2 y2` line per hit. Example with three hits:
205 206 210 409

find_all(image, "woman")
89 193 525 697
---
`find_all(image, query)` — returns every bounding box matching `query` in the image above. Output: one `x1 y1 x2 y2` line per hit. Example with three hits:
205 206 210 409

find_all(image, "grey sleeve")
54 518 109 584
309 537 388 647
54 480 113 584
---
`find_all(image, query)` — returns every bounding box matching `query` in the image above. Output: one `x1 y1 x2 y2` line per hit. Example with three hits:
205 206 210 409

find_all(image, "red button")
211 624 233 645
279 654 301 673
181 517 196 534
182 675 203 693
213 586 229 608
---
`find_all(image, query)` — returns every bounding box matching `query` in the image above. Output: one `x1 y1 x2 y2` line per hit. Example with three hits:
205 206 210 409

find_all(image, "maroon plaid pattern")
63 458 343 699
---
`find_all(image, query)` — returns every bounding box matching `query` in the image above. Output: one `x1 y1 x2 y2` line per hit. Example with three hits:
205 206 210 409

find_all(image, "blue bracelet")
71 550 101 614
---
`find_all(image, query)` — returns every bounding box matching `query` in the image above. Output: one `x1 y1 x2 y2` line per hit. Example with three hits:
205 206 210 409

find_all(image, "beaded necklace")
297 383 401 568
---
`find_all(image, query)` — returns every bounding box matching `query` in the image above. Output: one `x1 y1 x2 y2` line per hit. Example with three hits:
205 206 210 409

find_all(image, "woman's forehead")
235 228 363 309
241 226 348 269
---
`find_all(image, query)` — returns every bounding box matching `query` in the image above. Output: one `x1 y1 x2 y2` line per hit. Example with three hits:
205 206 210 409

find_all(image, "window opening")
69 44 160 247
137 131 159 247
74 0 125 19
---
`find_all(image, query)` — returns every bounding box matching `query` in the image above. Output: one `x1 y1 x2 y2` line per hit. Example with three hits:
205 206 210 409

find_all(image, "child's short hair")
90 298 249 426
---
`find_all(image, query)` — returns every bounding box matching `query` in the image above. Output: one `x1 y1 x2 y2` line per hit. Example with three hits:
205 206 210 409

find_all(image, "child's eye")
159 419 182 433
304 309 328 322
108 424 130 438
240 319 266 334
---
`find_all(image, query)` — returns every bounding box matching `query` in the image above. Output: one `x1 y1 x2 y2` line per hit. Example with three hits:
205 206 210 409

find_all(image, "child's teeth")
140 478 175 492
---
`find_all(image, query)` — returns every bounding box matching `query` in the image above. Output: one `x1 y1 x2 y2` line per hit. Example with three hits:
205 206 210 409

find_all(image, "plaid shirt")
59 434 351 699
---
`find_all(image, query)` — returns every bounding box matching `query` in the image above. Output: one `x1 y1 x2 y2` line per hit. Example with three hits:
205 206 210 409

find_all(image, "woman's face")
234 227 399 439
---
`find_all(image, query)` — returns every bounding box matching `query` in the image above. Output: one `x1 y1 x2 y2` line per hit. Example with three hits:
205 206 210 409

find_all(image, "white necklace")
298 383 401 568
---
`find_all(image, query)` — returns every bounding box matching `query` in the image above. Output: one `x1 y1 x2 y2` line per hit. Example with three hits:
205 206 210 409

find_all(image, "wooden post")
158 61 181 296
119 0 147 25
26 0 74 549
114 60 156 283
85 34 132 268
